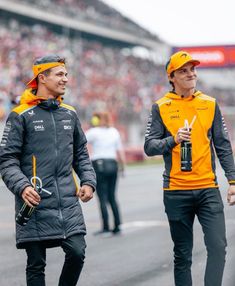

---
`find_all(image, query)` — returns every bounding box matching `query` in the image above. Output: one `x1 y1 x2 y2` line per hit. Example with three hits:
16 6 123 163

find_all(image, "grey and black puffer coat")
0 89 96 248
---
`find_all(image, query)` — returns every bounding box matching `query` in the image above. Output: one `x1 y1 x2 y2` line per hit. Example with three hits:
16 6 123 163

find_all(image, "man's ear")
37 73 46 84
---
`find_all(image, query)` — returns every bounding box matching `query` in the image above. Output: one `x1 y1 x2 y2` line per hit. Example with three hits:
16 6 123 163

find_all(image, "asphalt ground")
1 163 235 286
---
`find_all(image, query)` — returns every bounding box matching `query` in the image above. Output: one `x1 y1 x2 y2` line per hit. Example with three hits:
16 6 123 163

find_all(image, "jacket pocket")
206 188 224 213
163 190 192 221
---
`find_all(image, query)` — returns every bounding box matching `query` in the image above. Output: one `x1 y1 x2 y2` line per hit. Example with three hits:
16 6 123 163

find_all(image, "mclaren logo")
66 110 72 116
180 53 188 58
28 110 35 116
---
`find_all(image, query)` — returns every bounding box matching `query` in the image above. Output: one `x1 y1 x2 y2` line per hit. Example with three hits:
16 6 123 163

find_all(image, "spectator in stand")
85 111 125 235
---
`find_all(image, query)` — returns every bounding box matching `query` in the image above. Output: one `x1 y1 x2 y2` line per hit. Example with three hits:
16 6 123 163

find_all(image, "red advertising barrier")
173 46 235 68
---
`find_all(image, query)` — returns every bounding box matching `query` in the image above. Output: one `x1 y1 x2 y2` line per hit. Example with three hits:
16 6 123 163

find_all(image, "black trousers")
164 188 227 286
25 234 86 286
92 159 121 231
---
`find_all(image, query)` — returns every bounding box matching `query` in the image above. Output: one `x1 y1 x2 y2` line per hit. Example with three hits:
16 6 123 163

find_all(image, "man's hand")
78 185 93 202
174 127 191 144
22 186 41 207
227 185 235 206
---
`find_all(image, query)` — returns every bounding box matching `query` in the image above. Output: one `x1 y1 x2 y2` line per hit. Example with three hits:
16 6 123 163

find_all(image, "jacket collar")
165 90 202 101
20 88 63 109
38 99 61 110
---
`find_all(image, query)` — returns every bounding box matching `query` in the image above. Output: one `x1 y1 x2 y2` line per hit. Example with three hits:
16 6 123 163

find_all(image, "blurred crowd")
18 0 158 40
0 17 167 124
1 13 235 143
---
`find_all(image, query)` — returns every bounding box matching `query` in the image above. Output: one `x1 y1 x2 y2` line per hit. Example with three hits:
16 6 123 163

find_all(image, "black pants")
164 188 227 286
25 234 86 286
92 159 121 231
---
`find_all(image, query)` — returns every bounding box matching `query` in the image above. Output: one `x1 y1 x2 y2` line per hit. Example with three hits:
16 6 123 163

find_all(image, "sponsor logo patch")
28 110 35 116
64 125 72 130
0 121 11 146
170 115 180 119
33 120 44 123
34 125 45 131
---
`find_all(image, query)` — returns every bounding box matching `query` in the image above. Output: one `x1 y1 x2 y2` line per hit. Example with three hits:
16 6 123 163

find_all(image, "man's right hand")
174 127 191 144
22 186 41 207
227 185 235 206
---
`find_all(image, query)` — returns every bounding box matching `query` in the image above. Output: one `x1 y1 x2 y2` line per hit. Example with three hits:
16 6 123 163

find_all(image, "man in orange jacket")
144 50 235 286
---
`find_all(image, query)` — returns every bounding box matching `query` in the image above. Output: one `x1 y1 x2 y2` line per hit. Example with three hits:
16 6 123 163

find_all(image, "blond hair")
92 111 112 127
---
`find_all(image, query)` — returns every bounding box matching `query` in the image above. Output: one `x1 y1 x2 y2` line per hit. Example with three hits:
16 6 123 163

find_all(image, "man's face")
42 65 68 98
170 62 197 93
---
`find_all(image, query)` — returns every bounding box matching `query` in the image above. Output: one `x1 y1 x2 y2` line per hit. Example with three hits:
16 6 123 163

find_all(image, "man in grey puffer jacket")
0 55 96 286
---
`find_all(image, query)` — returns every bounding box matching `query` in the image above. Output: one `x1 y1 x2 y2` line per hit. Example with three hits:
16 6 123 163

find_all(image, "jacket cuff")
167 136 178 148
81 182 96 192
17 183 32 197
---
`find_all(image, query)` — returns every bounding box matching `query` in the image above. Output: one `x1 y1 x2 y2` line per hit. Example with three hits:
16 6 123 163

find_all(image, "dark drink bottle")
181 141 192 172
16 203 35 226
16 155 40 226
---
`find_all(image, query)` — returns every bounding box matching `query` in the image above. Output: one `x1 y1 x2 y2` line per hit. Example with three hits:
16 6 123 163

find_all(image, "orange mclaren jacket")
144 90 235 190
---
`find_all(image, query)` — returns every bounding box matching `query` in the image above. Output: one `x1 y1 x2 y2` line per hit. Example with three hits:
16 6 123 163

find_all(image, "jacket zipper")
51 111 66 239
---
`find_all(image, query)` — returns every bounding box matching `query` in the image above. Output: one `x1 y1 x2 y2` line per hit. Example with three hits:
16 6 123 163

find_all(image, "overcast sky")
102 0 235 47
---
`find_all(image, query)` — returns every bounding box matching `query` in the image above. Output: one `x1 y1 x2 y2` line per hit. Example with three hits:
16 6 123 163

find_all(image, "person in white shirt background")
85 111 126 235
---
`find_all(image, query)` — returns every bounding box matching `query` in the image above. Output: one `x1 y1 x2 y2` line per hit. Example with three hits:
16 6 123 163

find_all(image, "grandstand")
0 0 170 146
0 0 166 49
0 0 235 151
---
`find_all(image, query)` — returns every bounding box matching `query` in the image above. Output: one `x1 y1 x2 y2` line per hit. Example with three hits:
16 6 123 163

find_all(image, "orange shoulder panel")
60 103 76 112
12 104 36 115
156 97 172 107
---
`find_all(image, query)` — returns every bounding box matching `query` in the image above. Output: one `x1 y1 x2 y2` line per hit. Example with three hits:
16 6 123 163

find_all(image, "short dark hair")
34 54 65 65
35 55 66 85
169 71 175 90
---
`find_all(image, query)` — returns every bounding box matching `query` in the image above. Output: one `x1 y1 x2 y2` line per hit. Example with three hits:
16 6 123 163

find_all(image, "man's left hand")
227 185 235 206
77 184 93 202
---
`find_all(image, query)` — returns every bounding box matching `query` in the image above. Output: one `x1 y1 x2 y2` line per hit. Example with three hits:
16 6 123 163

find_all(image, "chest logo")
196 107 208 110
170 115 180 120
64 125 72 130
34 125 45 132
66 110 72 116
28 110 35 116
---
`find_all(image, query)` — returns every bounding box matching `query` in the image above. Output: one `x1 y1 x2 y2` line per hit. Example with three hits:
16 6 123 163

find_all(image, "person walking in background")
85 111 125 236
0 55 96 286
144 50 235 286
